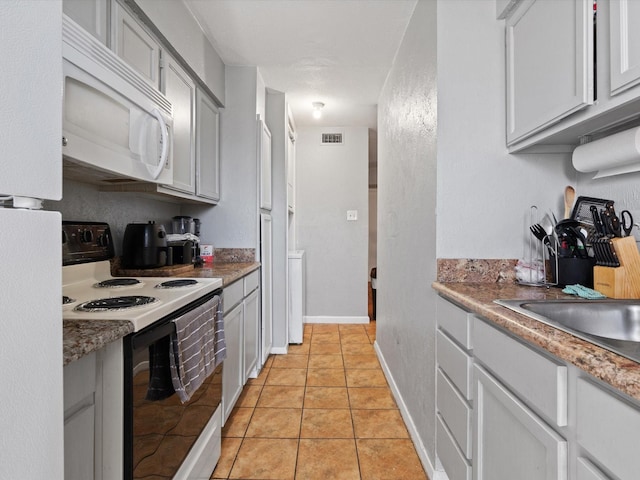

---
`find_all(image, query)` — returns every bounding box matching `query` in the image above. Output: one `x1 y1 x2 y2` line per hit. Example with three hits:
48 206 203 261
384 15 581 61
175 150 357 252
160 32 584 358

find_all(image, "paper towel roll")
572 126 640 178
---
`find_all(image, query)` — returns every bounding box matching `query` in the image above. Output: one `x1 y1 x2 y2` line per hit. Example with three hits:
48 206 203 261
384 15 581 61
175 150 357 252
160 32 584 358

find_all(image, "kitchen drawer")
436 413 472 480
63 351 96 413
437 368 472 459
244 269 259 296
223 279 243 313
576 458 609 480
437 296 472 349
437 329 472 400
473 317 567 427
577 377 640 480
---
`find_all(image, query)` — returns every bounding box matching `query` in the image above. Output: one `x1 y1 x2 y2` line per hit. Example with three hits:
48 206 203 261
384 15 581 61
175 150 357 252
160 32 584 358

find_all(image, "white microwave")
62 15 173 184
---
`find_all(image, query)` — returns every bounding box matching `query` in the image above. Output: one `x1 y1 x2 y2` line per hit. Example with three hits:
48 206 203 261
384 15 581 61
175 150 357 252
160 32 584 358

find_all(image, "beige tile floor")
211 322 429 480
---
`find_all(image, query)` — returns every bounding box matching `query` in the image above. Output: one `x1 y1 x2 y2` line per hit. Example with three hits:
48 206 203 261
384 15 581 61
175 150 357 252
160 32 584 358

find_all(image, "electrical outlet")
347 210 358 221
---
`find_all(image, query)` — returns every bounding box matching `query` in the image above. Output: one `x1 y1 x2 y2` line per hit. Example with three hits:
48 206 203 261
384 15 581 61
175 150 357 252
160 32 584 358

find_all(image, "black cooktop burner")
94 278 141 288
156 279 198 288
74 296 157 312
63 296 75 305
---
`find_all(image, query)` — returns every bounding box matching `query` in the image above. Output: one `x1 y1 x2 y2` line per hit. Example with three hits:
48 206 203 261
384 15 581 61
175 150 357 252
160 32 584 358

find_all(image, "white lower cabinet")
576 377 640 480
64 341 123 480
437 295 640 480
243 288 260 381
222 270 262 424
474 365 568 480
64 352 97 480
222 302 243 424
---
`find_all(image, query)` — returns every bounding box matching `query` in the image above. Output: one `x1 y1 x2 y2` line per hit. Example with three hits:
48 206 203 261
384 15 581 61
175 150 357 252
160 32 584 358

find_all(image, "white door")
196 89 220 201
258 116 272 211
162 54 196 194
260 213 273 365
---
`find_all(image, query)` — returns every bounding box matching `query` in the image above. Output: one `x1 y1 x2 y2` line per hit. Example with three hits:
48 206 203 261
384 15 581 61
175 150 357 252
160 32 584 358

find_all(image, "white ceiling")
184 0 418 129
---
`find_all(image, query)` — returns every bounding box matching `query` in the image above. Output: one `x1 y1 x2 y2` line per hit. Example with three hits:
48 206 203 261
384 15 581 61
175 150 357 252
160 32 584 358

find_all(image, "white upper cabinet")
112 1 160 88
161 53 196 195
196 89 220 202
63 0 109 45
609 0 640 95
506 0 594 146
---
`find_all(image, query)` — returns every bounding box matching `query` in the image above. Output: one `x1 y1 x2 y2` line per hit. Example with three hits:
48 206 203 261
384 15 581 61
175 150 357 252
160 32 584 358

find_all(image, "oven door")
123 290 223 480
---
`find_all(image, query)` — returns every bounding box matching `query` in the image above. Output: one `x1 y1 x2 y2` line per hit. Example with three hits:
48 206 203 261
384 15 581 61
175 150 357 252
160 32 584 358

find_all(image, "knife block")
593 236 640 298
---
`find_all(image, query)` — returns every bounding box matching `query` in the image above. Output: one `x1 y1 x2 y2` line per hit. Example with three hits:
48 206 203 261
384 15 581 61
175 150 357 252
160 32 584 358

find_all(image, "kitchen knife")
590 205 604 238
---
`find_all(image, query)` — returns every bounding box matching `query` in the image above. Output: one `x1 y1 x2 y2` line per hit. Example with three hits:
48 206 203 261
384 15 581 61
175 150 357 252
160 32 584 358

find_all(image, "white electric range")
62 221 224 480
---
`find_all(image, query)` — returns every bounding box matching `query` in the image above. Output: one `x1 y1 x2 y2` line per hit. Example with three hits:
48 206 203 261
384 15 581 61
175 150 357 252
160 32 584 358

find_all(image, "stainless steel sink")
495 299 640 363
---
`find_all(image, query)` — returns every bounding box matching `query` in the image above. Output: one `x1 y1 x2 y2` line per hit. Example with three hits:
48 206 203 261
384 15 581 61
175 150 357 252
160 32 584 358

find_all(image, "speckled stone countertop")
63 320 133 366
432 281 640 402
63 260 260 366
175 261 260 286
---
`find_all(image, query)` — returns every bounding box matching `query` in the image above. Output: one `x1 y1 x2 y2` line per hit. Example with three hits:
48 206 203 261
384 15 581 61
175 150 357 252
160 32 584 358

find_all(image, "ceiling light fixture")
312 102 325 119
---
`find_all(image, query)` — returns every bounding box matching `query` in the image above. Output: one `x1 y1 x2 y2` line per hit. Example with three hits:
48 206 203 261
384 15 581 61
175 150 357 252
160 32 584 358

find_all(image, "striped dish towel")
170 295 226 403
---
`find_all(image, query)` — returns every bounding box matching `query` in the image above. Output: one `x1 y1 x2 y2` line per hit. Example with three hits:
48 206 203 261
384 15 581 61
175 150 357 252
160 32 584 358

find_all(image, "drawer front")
244 269 260 296
473 317 567 426
577 378 640 480
437 329 472 400
436 414 472 480
576 457 609 480
437 296 472 349
437 368 472 459
224 279 244 313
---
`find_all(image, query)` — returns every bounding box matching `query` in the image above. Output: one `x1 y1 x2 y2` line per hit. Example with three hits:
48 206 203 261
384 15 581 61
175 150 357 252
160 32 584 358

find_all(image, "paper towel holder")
572 126 640 178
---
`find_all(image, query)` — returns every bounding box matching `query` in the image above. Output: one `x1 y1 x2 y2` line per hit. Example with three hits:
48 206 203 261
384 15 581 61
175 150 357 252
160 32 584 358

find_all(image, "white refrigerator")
0 2 64 479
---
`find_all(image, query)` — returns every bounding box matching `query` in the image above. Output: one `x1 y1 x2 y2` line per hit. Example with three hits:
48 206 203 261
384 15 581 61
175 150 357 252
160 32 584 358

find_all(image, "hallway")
211 322 428 479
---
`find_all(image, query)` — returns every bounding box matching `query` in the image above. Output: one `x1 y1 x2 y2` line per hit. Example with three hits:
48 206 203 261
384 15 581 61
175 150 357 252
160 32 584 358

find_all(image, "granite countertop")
63 319 133 366
175 261 260 286
63 260 260 366
433 281 640 402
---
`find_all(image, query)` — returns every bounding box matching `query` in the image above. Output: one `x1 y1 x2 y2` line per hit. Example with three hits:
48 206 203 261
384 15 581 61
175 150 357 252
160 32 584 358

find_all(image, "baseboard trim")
304 315 369 324
374 341 448 480
269 346 288 355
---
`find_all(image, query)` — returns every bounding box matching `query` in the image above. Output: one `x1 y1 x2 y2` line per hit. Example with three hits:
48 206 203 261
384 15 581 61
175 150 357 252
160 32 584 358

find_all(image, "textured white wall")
187 66 260 249
376 0 438 473
436 1 573 259
296 126 369 318
53 180 181 254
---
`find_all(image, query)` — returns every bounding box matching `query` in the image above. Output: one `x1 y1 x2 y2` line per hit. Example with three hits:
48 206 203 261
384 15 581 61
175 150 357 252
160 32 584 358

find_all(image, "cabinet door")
260 214 273 366
112 2 160 87
162 54 196 194
506 0 594 145
196 89 220 201
222 303 243 424
243 289 260 381
64 404 96 480
258 117 273 211
63 0 109 45
474 366 568 480
610 0 640 95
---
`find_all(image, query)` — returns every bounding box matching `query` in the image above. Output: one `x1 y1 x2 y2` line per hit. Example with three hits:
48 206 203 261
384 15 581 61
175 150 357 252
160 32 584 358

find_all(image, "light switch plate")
347 210 358 221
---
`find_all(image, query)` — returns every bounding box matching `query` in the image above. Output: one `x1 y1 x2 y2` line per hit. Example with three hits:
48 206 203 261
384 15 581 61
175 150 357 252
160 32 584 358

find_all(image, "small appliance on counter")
121 221 168 269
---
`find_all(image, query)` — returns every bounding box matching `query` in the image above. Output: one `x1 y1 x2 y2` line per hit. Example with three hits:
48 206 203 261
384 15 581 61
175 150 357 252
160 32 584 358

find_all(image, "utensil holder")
593 236 640 298
551 256 595 287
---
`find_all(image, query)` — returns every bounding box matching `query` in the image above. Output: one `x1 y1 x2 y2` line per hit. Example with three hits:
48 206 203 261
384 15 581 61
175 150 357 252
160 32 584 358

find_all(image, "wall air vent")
321 133 344 145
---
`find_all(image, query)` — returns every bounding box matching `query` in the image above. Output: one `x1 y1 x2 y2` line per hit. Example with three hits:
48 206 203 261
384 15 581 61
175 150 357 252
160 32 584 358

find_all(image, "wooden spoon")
564 185 576 219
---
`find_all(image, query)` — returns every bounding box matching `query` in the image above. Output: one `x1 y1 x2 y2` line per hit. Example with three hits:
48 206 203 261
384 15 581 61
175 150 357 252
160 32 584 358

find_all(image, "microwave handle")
146 108 169 180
